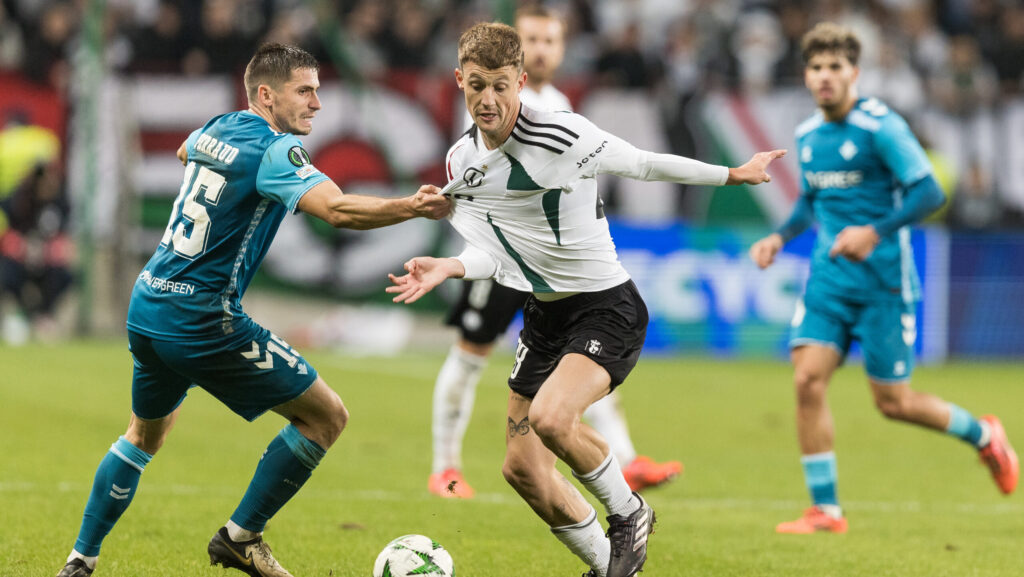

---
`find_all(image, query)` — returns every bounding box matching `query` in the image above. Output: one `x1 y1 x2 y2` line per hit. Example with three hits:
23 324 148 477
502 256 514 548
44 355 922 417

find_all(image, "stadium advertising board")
609 220 950 362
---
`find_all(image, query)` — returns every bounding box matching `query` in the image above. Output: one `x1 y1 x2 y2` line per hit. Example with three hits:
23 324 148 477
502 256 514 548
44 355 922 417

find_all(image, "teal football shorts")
128 320 318 421
789 285 916 383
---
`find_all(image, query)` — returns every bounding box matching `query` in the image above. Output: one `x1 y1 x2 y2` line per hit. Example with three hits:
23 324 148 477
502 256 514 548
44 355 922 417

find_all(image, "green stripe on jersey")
506 153 543 191
487 213 552 293
542 189 562 245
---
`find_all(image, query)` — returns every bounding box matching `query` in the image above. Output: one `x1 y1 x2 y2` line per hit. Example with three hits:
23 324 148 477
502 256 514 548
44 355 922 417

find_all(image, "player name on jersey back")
194 133 240 165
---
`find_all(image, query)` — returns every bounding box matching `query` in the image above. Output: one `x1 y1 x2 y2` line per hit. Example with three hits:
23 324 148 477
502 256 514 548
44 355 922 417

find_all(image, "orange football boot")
979 415 1019 495
776 506 848 534
428 468 475 499
621 455 683 492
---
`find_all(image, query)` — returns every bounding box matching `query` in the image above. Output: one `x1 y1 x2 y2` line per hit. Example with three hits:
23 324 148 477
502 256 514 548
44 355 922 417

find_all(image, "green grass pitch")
1 340 1021 576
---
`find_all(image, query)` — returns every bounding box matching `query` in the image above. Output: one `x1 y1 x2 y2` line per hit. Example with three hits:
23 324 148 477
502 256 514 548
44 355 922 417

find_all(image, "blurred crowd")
1 0 1023 343
1 0 1022 101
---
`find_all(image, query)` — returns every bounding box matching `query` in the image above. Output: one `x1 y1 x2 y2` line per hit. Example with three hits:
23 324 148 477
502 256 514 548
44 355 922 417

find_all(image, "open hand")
727 149 787 185
387 256 463 304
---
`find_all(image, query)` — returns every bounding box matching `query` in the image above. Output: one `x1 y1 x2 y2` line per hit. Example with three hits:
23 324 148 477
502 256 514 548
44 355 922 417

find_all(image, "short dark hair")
457 22 524 71
801 22 861 66
244 43 320 102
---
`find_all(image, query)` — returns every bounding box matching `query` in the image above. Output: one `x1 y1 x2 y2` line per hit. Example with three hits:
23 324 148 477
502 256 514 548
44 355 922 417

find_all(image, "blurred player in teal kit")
750 23 1018 534
55 43 450 577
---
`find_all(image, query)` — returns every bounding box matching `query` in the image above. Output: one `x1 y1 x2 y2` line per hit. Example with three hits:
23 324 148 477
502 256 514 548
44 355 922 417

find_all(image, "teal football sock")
946 403 986 447
231 424 325 533
74 437 153 557
801 451 839 507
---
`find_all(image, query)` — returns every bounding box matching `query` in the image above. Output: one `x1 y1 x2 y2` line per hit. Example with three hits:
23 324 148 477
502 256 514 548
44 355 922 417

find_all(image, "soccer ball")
372 534 455 577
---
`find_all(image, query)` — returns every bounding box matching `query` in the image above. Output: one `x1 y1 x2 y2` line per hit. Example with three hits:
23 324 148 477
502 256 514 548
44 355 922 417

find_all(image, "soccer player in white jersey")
389 22 784 577
430 5 681 500
749 22 1017 535
54 44 449 577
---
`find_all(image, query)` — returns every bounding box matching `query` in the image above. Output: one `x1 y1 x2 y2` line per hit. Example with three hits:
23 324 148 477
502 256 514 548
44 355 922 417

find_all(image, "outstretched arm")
593 132 786 187
298 183 451 230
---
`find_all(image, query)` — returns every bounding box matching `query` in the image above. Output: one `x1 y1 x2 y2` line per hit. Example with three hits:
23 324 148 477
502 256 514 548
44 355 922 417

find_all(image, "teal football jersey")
795 97 932 302
127 111 329 339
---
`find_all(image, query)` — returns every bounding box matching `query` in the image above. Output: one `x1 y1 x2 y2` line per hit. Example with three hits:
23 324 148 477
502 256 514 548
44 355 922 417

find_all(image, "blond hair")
801 22 861 66
457 22 524 71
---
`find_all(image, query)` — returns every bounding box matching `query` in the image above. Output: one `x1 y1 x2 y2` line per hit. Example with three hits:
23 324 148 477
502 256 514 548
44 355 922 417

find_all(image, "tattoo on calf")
507 416 531 437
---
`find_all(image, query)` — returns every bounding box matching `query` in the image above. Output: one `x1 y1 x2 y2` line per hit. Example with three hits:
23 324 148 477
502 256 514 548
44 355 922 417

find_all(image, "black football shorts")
508 280 648 398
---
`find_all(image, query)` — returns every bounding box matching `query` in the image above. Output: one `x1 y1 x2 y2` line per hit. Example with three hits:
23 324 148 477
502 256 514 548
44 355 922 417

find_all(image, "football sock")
801 451 840 514
66 550 98 570
945 403 989 448
231 424 325 533
573 453 639 517
73 436 153 557
225 519 260 542
431 345 487 474
583 394 637 464
551 507 610 577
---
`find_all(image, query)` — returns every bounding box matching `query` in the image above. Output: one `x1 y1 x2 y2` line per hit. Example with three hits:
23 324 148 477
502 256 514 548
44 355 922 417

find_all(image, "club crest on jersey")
839 140 858 161
463 167 484 187
287 146 312 167
586 339 603 355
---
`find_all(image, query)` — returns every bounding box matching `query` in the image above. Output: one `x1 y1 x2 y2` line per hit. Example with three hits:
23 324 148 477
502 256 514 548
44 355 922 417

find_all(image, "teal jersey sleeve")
256 135 330 213
874 111 932 187
183 127 203 158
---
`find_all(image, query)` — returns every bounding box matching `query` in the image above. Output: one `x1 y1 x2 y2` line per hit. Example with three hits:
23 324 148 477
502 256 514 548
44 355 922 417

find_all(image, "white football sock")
67 550 98 570
432 345 487 474
551 507 610 577
226 519 260 542
583 394 637 464
818 504 843 519
573 453 639 517
978 420 992 448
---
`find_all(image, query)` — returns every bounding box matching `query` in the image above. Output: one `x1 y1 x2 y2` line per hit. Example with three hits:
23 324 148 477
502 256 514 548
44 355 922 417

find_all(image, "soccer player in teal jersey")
55 43 449 577
749 23 1018 534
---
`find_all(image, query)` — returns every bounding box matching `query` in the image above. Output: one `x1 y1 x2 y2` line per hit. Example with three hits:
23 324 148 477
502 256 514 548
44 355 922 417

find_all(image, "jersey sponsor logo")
463 167 484 187
586 339 603 355
287 146 312 167
295 165 318 179
138 270 196 295
576 140 609 169
839 140 858 161
804 170 863 189
195 133 240 165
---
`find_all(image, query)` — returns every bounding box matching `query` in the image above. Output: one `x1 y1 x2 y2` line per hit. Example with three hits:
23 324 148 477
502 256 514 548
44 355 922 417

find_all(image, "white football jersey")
444 104 709 294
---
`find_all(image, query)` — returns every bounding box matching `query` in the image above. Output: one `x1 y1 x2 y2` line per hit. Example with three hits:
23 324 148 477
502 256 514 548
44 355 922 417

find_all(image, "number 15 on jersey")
161 162 226 259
